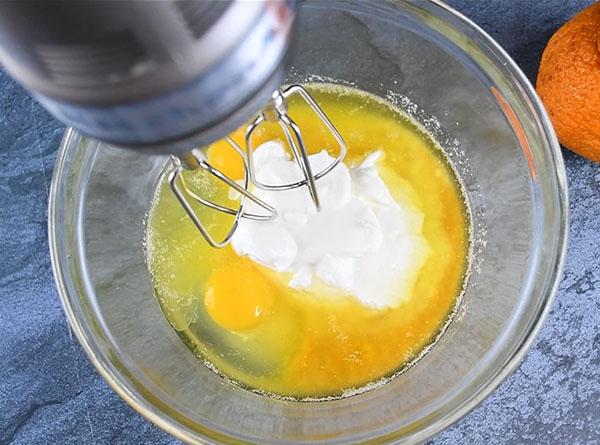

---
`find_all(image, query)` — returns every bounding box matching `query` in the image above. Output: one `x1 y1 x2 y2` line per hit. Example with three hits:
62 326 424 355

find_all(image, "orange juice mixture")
145 84 470 399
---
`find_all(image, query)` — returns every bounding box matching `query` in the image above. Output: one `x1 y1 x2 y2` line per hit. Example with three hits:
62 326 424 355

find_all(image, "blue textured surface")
0 1 598 444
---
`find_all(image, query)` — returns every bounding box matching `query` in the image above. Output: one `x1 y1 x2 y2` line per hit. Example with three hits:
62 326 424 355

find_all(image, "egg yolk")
206 130 245 180
204 262 275 331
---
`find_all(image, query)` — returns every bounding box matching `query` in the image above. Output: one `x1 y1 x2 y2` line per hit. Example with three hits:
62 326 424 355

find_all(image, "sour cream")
231 141 429 309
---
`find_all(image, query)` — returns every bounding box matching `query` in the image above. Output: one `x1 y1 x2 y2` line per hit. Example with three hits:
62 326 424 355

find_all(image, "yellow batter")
145 84 470 399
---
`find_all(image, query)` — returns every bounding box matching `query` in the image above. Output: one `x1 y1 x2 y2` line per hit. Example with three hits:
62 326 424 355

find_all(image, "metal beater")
168 84 347 248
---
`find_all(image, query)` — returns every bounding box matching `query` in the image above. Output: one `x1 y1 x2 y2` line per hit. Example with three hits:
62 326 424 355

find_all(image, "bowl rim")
48 0 569 443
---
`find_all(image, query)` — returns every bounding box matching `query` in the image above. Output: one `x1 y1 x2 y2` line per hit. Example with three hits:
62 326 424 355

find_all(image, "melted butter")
145 84 470 399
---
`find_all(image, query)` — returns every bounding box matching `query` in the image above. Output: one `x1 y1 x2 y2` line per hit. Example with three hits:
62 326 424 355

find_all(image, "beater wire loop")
169 84 347 247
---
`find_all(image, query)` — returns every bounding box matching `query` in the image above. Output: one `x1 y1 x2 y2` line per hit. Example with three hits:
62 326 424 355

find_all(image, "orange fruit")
536 2 600 162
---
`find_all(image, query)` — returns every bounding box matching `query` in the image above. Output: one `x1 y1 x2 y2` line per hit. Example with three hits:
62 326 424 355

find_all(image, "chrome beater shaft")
168 85 347 248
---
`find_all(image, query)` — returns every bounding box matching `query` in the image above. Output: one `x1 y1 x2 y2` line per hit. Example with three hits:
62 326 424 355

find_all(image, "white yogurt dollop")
231 141 429 309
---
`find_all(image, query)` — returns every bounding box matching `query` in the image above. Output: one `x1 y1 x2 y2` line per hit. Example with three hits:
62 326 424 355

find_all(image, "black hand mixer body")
0 0 296 154
0 0 349 248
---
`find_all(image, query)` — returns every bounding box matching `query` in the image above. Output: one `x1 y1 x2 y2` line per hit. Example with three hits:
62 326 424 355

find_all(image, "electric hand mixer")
0 0 346 247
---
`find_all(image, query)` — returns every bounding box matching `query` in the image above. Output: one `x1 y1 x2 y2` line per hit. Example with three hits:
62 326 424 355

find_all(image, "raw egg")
204 262 274 331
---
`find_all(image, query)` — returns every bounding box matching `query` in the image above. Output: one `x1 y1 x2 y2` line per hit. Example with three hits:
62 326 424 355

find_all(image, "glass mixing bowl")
48 0 568 443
